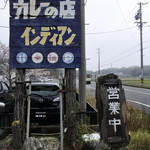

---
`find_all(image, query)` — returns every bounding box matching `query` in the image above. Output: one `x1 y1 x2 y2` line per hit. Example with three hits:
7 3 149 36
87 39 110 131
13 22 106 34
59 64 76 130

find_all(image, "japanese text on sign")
107 86 121 132
107 87 120 99
21 26 76 46
13 0 76 19
109 102 120 115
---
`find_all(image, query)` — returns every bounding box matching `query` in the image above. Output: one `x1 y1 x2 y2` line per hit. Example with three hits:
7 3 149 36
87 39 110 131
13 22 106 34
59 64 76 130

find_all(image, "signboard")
106 83 122 138
96 74 130 148
9 0 81 68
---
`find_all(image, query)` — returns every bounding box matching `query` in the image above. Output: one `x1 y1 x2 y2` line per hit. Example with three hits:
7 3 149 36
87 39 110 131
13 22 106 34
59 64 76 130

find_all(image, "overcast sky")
0 0 150 72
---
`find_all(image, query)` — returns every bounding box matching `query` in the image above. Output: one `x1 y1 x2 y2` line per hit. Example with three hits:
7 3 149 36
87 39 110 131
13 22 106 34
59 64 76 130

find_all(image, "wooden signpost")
96 74 130 149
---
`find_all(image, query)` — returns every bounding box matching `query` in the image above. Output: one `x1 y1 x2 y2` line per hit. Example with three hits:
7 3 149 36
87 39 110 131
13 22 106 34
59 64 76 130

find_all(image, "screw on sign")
32 52 43 63
47 52 58 64
96 74 130 149
63 52 74 64
16 52 28 64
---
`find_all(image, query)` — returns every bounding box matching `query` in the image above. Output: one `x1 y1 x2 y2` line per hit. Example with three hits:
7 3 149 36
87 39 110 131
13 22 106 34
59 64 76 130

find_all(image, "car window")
2 82 9 91
29 85 59 96
0 83 2 91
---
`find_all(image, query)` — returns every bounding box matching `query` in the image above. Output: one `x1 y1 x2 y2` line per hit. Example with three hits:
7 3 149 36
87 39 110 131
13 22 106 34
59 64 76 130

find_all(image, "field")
121 79 150 88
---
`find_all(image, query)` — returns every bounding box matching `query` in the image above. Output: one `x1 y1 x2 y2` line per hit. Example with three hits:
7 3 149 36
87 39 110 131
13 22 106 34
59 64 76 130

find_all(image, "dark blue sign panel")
9 0 81 68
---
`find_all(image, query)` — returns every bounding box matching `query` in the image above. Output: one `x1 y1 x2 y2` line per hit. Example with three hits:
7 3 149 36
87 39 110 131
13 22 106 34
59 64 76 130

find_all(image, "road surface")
86 82 150 114
123 86 150 114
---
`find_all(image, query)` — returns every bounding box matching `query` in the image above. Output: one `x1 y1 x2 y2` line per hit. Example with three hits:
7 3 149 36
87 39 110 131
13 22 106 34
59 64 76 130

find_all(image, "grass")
122 79 150 88
120 78 150 149
125 130 150 150
76 125 94 146
127 104 150 131
124 105 150 150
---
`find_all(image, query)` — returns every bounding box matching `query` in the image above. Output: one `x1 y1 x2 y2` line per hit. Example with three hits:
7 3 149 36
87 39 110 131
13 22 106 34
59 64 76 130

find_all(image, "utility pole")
98 48 100 76
79 0 86 115
135 2 147 84
139 2 144 84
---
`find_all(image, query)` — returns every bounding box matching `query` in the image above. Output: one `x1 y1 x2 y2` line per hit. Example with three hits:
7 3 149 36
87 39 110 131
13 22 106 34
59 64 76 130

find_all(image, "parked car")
26 82 60 125
0 81 14 113
0 102 5 113
0 81 15 127
0 81 97 127
45 77 53 82
86 74 92 84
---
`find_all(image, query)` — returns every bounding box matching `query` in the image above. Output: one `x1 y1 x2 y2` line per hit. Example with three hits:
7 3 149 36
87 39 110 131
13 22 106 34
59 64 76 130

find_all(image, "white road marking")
87 84 150 108
124 88 150 96
127 100 150 108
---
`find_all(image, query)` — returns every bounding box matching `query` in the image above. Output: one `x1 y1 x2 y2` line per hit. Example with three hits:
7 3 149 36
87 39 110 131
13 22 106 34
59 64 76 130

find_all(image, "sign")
106 86 122 136
96 74 130 148
9 0 81 68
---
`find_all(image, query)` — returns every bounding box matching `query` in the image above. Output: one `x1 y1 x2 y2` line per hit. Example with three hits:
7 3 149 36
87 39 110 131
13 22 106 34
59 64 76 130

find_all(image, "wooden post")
96 74 130 149
64 68 76 150
12 69 26 149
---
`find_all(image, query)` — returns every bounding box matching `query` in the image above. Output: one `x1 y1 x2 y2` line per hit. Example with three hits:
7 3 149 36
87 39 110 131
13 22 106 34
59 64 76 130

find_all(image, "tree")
0 41 14 89
131 67 140 77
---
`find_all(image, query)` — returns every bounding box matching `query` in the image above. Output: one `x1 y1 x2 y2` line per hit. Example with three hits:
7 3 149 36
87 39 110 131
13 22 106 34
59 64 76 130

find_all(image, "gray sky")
0 0 150 71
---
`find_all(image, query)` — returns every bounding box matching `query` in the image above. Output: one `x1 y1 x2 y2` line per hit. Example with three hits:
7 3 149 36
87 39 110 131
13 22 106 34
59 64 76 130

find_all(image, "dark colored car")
0 81 15 127
26 82 60 125
0 102 5 113
0 81 14 113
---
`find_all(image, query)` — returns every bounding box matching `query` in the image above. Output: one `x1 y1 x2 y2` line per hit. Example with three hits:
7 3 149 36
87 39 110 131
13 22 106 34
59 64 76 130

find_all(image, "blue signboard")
9 0 81 68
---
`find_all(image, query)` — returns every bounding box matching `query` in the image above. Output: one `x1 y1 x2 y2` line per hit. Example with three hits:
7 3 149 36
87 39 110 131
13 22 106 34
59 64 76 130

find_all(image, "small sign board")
105 81 122 138
96 74 130 148
9 0 81 68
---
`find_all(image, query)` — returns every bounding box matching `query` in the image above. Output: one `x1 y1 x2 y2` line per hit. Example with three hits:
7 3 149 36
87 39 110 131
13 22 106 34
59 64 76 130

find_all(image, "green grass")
122 80 150 88
125 130 150 150
124 105 150 150
121 79 150 149
127 104 150 131
76 125 95 146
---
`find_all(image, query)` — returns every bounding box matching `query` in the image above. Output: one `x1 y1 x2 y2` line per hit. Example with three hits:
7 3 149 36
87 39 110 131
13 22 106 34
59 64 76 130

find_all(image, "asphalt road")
123 86 150 114
86 82 150 114
123 86 150 105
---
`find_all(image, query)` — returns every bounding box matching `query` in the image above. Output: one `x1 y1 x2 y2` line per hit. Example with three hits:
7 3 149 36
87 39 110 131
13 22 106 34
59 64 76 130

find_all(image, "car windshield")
29 85 59 96
0 83 2 91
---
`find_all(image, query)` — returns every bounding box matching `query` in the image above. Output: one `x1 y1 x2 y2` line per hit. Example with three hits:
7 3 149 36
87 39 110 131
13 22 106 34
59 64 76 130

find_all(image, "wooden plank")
12 68 26 149
64 68 76 149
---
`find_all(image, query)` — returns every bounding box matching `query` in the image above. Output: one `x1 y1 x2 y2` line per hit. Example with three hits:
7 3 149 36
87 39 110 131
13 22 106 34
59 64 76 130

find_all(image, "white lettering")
13 0 29 19
107 87 119 99
109 118 121 132
13 0 76 19
108 102 120 115
60 0 76 19
30 0 50 19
